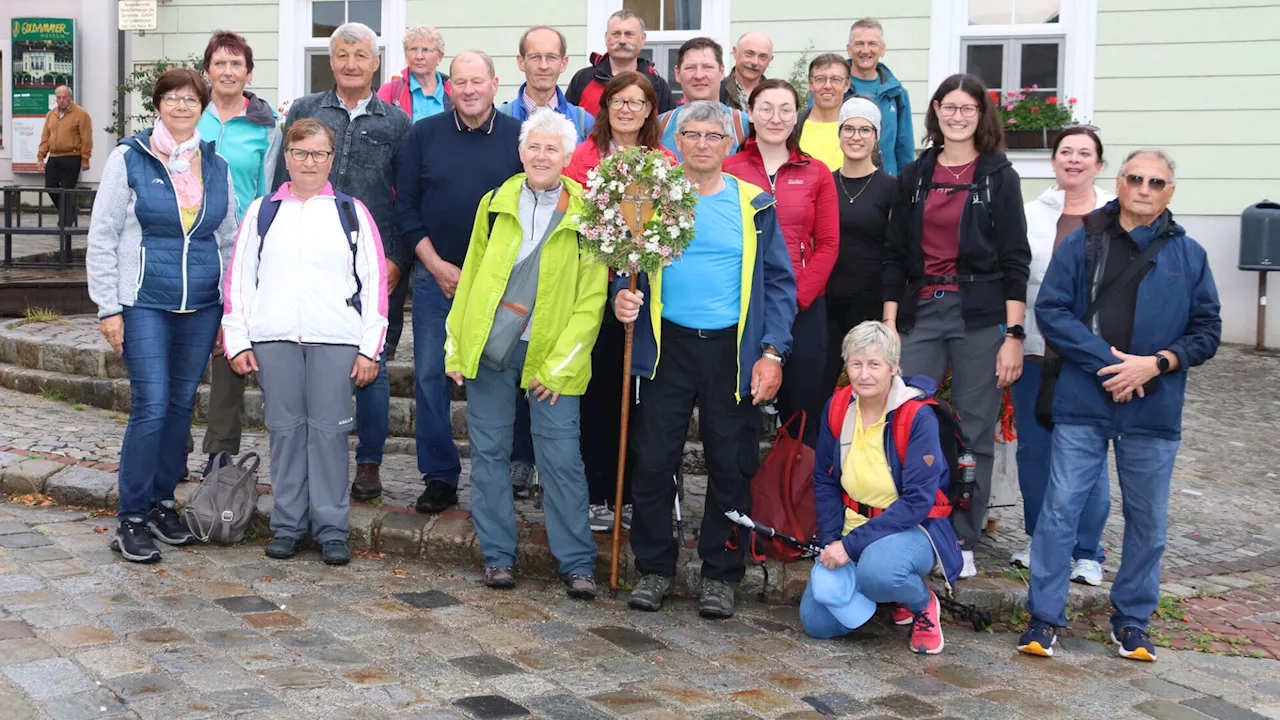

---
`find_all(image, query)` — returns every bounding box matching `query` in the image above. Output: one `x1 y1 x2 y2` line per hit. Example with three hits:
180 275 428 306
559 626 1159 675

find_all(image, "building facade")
0 0 1275 344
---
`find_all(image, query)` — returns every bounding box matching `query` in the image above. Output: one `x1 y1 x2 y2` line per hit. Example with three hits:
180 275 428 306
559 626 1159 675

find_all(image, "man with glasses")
566 9 675 115
612 101 795 619
274 22 411 505
844 18 914 176
500 26 594 143
1019 149 1221 663
657 37 750 161
378 25 452 123
797 54 851 172
721 32 774 112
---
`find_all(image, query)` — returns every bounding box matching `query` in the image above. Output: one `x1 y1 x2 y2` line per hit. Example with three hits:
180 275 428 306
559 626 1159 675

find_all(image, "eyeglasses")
753 106 796 120
608 97 649 111
161 94 201 108
839 125 877 139
1122 174 1171 192
287 149 334 163
678 130 729 144
523 53 563 65
406 46 440 56
937 103 979 118
809 75 848 87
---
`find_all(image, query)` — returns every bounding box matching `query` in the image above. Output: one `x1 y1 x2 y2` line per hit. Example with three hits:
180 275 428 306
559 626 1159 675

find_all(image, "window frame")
279 0 405 106
959 36 1066 100
586 0 732 61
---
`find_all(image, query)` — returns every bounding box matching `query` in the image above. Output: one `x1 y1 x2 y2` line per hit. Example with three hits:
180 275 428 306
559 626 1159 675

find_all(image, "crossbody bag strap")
1082 231 1172 326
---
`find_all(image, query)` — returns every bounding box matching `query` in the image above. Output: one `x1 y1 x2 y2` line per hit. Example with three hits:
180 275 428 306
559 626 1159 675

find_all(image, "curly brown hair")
923 73 1003 153
589 71 661 154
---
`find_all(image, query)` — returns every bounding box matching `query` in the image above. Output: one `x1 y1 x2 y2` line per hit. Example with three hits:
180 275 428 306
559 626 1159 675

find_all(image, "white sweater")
221 184 388 361
1023 184 1115 356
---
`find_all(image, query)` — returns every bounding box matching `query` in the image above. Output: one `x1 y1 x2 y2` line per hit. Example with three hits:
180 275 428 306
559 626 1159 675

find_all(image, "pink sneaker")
890 604 914 625
908 590 945 655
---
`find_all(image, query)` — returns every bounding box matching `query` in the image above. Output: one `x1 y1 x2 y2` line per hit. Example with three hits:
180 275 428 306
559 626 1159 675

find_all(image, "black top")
1097 222 1157 355
826 168 897 298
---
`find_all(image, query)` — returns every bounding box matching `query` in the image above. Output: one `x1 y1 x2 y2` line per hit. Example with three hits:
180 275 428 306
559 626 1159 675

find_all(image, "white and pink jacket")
221 182 388 361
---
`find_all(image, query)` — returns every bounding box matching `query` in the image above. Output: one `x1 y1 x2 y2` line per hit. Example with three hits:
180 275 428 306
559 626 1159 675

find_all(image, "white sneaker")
588 504 614 533
1070 558 1103 586
1010 545 1031 570
960 550 977 579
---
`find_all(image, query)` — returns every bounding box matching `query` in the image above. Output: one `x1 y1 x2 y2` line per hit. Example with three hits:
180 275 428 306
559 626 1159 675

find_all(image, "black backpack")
256 190 364 314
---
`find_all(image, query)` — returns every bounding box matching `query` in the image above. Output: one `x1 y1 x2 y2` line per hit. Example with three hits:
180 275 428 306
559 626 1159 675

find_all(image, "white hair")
329 22 378 54
451 50 496 78
1118 148 1177 184
677 100 734 136
519 108 578 156
842 321 900 368
403 25 444 53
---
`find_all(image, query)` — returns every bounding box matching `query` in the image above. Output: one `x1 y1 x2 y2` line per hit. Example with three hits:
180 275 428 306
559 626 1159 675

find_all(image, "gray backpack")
182 453 260 544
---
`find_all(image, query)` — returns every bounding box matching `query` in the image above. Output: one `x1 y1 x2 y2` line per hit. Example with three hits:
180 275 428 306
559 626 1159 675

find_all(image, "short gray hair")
677 100 734 136
1118 148 1177 184
403 25 444 53
841 321 900 369
609 9 646 32
849 18 885 41
520 25 567 57
450 50 496 78
329 22 378 54
519 108 578 155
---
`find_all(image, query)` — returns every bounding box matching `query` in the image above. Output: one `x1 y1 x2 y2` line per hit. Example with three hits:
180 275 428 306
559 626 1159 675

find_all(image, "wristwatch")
1156 353 1171 374
762 345 783 365
1005 324 1026 341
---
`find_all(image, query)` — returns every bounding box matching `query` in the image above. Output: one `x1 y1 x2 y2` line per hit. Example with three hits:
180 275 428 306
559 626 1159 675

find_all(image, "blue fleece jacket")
1035 201 1221 440
497 84 594 144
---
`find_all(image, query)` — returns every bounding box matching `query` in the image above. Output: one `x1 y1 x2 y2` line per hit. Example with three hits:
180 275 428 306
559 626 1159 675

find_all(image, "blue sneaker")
1112 625 1157 662
1017 620 1057 657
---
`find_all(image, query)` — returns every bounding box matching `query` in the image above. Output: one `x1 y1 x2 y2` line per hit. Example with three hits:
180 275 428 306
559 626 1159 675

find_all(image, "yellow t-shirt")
800 119 844 173
840 398 900 534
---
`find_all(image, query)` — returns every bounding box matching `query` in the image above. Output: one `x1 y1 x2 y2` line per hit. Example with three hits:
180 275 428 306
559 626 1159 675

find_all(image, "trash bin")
1240 200 1280 270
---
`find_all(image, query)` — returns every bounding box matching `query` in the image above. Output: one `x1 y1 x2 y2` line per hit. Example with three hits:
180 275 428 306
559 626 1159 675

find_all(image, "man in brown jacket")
37 86 92 219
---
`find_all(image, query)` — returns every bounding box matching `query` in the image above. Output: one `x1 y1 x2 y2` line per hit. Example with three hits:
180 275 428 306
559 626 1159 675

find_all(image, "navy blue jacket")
812 375 962 585
121 130 230 311
1035 201 1221 440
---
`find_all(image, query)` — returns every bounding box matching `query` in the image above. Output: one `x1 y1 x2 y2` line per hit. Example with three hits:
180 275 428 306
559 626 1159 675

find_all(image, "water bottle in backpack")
957 449 977 511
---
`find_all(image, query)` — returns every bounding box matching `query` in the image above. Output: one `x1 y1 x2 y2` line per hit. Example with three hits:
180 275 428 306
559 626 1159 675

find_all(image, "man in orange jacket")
37 85 92 220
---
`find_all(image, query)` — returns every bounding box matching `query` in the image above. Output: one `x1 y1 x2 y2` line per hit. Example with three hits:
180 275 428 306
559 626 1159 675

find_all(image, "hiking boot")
1010 545 1031 570
1070 558 1103 587
959 550 977 579
588 504 614 533
111 518 161 563
321 540 351 565
485 565 516 589
511 461 534 500
351 463 383 502
890 604 915 626
699 578 736 619
628 573 674 612
1018 620 1058 657
203 453 230 478
147 501 195 546
909 590 945 655
415 481 458 514
1112 625 1157 662
564 573 596 600
620 504 633 531
265 536 302 559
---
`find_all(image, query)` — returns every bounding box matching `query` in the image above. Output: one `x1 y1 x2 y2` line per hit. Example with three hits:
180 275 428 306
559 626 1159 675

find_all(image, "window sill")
1006 150 1054 179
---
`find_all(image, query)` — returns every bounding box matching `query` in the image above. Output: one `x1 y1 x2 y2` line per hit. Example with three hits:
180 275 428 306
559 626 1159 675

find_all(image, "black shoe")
322 540 352 565
699 578 736 619
628 573 674 612
485 565 516 589
111 518 161 563
564 573 596 600
147 502 196 546
415 481 458 514
510 461 534 500
265 536 302 559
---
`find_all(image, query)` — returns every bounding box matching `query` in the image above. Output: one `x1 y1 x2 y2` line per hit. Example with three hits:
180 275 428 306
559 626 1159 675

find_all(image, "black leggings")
777 297 828 448
823 290 884 399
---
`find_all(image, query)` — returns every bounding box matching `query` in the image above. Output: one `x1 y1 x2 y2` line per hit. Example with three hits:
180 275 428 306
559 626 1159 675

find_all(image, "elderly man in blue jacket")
1018 149 1221 663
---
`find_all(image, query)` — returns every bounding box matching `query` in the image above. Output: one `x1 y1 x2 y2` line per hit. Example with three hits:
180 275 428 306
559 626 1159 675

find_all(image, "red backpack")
747 412 817 562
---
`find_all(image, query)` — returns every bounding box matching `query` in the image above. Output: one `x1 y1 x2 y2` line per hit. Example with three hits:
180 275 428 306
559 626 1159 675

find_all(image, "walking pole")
610 273 639 594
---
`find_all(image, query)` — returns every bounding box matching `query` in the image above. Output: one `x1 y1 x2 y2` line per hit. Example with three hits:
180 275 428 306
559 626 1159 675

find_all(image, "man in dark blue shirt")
396 50 522 514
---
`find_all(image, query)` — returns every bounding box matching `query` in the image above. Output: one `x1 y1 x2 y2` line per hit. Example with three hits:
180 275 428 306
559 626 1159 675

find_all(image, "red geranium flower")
1046 96 1058 105
1068 97 1078 104
1030 107 1040 113
989 90 1000 102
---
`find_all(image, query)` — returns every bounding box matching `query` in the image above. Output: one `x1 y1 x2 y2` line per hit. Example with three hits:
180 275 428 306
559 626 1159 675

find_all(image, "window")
962 37 1064 102
304 0 386 95
589 0 732 103
625 0 702 31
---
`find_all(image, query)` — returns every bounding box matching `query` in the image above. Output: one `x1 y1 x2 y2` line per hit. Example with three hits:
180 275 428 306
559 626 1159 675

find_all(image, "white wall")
1180 215 1278 349
1 0 119 187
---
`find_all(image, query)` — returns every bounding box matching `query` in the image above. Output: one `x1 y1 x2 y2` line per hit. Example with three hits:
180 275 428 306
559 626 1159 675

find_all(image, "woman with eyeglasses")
376 24 452 123
723 78 838 448
87 68 239 563
565 71 677 534
883 73 1031 579
821 97 898 400
222 119 387 566
1011 126 1114 583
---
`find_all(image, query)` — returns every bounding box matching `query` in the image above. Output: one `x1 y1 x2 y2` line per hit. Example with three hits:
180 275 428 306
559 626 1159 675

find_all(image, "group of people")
85 11 1221 665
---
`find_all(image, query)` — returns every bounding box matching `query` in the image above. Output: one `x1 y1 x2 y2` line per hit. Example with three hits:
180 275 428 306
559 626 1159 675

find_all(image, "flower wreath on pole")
574 145 696 594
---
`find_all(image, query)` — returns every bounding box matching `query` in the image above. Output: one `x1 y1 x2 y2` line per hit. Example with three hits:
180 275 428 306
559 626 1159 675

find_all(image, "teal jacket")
197 91 281 220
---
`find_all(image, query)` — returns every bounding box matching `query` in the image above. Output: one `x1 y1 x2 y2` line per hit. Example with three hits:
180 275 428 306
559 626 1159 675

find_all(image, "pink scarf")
151 120 203 209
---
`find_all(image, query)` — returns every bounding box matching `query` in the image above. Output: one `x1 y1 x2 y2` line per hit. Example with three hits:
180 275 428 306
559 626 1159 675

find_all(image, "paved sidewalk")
3 501 1280 720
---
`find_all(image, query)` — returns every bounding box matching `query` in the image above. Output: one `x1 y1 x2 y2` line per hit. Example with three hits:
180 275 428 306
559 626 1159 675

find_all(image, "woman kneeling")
445 109 606 598
803 321 962 654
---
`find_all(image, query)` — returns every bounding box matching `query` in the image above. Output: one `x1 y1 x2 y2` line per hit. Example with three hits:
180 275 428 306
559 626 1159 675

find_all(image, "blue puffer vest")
121 129 230 311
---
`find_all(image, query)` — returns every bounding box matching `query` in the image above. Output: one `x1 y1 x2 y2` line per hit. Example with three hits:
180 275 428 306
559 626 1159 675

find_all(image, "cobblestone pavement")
2 501 1280 720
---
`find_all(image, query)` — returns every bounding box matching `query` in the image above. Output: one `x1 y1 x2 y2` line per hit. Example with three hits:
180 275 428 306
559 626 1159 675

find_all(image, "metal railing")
2 185 95 267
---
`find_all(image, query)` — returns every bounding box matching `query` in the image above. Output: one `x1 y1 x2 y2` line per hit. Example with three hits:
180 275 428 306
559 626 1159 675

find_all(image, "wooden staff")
610 272 639 594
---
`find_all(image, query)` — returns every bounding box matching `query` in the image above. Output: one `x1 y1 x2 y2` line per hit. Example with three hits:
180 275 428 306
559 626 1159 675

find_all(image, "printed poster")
10 18 77 171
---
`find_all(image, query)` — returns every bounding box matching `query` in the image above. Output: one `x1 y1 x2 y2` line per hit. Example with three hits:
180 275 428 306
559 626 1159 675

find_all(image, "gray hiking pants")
254 342 357 544
898 291 1004 548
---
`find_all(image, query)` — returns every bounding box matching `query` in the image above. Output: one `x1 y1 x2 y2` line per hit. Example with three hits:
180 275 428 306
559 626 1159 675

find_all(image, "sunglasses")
1122 174 1171 192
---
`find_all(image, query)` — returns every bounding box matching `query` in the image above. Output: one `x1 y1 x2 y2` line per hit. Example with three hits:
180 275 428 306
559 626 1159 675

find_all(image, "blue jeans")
117 305 221 519
1027 424 1179 631
1012 358 1109 562
412 263 460 485
800 527 936 639
353 353 388 465
465 342 597 575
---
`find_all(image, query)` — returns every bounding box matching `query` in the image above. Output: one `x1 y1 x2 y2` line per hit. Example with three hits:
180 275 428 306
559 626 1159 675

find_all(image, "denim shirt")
272 88 413 267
